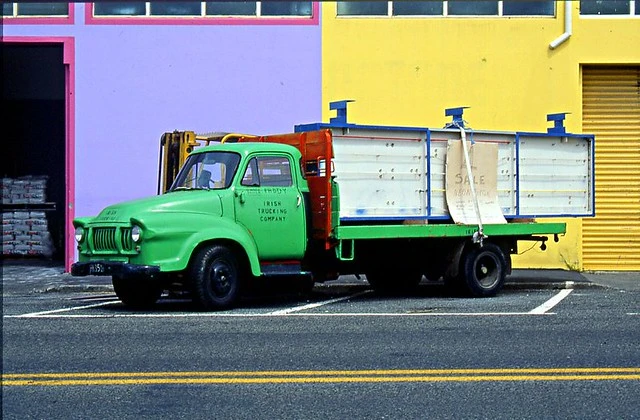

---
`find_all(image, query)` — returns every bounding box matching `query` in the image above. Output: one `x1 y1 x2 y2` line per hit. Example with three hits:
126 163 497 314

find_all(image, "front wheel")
191 245 241 310
460 243 507 297
112 275 162 309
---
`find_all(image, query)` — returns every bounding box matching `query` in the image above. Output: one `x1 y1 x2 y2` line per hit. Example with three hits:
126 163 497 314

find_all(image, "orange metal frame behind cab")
239 130 334 249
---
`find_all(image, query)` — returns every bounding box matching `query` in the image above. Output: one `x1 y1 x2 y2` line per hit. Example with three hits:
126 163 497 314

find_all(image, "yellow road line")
4 375 640 386
5 367 640 379
3 368 640 386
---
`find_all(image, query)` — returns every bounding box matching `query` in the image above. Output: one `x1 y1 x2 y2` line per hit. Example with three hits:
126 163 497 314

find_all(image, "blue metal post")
329 100 354 125
445 107 469 128
547 112 569 134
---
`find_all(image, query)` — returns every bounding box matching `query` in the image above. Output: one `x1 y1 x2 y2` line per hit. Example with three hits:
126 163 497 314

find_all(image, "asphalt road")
2 274 639 419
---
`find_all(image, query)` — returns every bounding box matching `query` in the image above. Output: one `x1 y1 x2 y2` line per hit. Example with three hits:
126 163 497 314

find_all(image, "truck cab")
72 142 309 310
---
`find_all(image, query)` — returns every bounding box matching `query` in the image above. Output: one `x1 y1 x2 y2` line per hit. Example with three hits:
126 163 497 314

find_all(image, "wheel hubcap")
476 254 499 288
211 263 232 296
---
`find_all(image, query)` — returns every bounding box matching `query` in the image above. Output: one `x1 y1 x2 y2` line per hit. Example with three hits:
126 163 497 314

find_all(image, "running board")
260 262 311 277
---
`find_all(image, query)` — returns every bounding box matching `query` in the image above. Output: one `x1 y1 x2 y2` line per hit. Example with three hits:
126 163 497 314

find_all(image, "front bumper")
71 261 160 278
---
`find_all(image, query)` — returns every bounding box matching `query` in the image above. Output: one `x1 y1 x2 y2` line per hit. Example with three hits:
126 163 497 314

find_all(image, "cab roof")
191 141 302 158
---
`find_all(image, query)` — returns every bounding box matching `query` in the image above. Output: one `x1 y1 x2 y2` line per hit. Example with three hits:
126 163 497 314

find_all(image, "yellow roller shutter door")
582 66 640 270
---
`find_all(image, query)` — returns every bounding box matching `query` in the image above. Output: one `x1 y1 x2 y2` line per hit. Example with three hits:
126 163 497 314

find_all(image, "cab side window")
241 156 293 187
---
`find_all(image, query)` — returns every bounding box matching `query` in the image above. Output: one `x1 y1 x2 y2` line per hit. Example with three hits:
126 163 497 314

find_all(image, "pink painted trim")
65 40 76 273
2 4 74 25
85 2 319 25
2 37 76 272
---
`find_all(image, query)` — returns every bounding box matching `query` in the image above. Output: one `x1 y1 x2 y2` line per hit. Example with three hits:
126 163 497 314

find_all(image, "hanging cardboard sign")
445 140 506 225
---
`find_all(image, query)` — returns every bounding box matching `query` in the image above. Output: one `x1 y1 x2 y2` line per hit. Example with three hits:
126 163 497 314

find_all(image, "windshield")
169 151 240 191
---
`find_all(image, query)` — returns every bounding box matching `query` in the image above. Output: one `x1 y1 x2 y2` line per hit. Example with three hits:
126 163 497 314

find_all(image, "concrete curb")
33 284 114 294
504 281 602 290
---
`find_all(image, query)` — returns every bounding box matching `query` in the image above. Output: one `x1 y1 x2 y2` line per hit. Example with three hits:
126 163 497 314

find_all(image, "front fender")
73 217 94 229
130 212 261 276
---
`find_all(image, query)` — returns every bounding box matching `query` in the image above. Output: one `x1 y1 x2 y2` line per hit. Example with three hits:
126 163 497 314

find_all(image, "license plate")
89 262 105 275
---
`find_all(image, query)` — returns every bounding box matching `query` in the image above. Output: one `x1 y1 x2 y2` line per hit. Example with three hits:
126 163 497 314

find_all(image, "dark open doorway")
2 43 66 263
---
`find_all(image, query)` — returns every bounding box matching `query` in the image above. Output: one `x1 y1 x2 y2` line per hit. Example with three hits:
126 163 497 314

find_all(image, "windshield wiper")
169 186 214 192
168 187 193 192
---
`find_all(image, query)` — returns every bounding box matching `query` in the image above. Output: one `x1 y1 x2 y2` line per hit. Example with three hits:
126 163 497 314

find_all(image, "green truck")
72 101 594 310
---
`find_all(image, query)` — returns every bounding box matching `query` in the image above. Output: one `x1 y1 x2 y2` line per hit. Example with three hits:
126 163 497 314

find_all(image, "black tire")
460 243 507 297
112 275 162 309
296 274 315 296
442 272 462 295
191 245 241 310
365 270 386 291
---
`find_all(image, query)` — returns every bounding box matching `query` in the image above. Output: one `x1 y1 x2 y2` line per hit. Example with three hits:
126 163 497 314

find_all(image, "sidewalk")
1 261 112 295
1 261 639 295
507 269 640 291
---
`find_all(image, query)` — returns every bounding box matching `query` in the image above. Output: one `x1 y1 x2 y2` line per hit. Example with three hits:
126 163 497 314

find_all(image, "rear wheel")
112 275 162 309
460 243 507 297
191 245 241 310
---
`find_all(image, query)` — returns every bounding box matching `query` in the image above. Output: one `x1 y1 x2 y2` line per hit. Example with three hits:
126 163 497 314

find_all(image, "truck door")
234 154 306 260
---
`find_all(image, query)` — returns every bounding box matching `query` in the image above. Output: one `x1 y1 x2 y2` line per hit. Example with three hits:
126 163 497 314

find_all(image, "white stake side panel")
331 129 427 219
518 135 593 217
329 127 593 221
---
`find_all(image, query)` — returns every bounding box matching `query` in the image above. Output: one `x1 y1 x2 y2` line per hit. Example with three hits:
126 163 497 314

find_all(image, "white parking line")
4 290 577 319
528 289 574 315
5 311 556 319
5 292 370 319
266 291 371 315
11 301 120 318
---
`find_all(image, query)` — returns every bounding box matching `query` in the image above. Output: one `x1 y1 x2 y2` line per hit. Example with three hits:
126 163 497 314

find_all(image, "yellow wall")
321 1 640 270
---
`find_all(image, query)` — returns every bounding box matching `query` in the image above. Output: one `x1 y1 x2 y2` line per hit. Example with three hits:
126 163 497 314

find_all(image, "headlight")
131 225 142 243
74 226 84 243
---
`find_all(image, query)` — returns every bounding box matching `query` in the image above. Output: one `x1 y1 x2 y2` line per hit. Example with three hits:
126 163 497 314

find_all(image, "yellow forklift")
157 131 256 194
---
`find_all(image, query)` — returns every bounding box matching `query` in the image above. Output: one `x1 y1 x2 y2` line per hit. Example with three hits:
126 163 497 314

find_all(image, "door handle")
296 195 301 207
235 191 246 204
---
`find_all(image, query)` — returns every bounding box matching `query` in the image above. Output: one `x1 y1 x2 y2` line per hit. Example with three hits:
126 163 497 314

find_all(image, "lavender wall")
5 3 322 220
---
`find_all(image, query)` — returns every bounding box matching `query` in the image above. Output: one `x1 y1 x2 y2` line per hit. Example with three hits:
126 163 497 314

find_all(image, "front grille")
93 227 117 251
92 227 135 252
120 228 134 251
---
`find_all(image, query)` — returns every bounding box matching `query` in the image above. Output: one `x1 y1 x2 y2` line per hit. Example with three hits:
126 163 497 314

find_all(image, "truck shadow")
97 279 458 313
